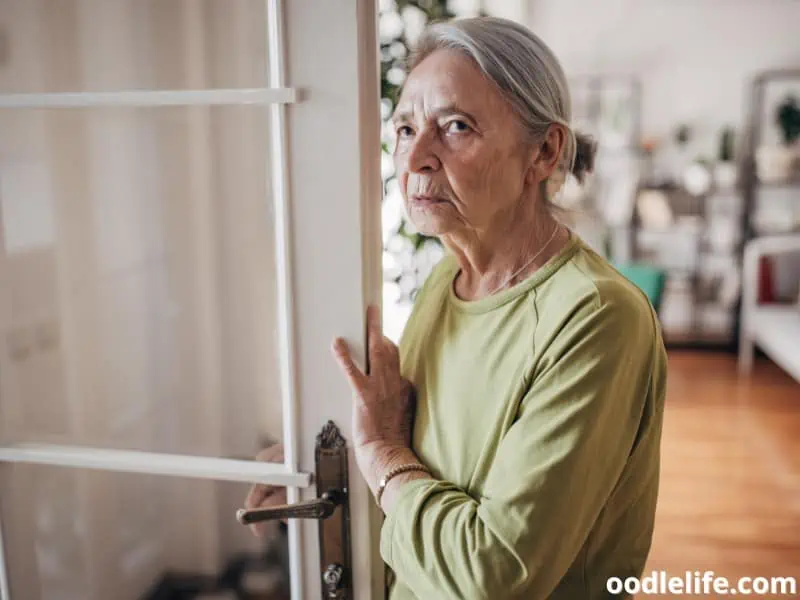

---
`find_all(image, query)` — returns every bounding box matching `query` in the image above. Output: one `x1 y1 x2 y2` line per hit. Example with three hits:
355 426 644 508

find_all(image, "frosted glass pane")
0 0 269 95
0 106 284 460
1 465 290 600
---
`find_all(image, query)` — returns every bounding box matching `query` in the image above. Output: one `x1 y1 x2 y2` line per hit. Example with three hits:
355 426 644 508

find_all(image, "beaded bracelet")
376 463 431 508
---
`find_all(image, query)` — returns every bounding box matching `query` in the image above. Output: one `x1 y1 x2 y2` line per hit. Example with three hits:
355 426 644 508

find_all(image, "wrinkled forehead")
393 49 507 121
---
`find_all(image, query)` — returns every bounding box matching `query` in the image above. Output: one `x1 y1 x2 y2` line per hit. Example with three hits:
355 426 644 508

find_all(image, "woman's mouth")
410 194 447 206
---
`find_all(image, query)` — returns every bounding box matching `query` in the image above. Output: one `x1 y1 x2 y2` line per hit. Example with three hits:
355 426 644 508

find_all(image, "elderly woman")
248 16 667 600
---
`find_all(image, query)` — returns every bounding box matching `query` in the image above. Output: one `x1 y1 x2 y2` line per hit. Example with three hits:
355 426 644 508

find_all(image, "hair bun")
572 132 597 183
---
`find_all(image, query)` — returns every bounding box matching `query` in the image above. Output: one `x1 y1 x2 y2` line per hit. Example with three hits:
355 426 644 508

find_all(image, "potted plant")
714 126 737 189
777 94 800 170
757 94 800 182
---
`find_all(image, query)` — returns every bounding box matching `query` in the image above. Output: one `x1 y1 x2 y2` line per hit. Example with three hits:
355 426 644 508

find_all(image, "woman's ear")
530 124 567 183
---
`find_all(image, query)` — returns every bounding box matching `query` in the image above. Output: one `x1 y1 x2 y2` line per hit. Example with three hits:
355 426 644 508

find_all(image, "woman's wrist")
378 465 431 513
357 443 420 486
363 444 431 511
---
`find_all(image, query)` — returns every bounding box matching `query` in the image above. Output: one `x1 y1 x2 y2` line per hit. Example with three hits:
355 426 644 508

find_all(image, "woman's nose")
407 132 441 173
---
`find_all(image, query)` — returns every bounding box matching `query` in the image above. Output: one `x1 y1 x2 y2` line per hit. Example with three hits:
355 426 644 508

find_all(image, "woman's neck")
442 202 569 301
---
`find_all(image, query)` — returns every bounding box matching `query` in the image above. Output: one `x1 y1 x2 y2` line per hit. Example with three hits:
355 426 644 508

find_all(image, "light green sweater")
381 233 668 599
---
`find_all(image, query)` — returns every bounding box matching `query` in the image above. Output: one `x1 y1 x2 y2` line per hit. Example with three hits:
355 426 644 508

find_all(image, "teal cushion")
613 263 666 313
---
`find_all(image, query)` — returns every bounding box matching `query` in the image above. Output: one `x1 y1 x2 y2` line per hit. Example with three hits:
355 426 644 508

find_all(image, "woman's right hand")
244 443 287 537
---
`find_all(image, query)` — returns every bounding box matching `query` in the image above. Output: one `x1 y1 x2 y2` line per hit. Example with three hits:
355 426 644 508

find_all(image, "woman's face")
392 49 540 237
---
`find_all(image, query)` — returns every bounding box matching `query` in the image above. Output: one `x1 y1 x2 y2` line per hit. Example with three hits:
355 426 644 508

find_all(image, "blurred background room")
0 0 798 599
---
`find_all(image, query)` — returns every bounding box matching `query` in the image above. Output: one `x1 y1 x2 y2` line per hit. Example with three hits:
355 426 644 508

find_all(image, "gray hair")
407 17 596 186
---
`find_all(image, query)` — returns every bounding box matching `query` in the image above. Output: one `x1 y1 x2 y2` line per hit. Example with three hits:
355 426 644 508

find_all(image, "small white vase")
714 162 738 190
683 162 712 196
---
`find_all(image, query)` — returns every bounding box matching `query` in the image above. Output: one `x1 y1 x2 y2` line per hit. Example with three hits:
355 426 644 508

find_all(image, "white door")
0 1 384 599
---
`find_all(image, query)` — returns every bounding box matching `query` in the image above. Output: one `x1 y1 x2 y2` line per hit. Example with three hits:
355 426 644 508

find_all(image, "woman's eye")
396 125 414 139
445 120 470 134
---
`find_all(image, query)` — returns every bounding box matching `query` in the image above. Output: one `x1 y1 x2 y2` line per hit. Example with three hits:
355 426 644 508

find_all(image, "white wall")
527 0 800 158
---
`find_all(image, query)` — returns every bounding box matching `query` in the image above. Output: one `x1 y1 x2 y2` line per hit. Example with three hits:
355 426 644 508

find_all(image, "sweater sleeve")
380 290 661 599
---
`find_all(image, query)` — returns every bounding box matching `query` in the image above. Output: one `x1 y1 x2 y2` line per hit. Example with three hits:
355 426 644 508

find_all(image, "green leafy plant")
381 1 455 107
718 126 736 162
776 94 800 146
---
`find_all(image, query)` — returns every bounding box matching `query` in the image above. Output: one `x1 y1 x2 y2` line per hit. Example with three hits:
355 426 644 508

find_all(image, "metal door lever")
236 489 343 524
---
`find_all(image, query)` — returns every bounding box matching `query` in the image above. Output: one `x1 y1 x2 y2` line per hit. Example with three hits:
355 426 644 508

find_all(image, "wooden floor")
642 352 800 598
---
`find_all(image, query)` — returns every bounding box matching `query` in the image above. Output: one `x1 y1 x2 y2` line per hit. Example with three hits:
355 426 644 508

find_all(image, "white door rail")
0 88 297 109
0 443 311 487
0 509 8 600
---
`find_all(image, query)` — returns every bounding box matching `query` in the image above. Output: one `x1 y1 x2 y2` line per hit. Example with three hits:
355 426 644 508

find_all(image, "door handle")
236 421 354 599
236 489 343 523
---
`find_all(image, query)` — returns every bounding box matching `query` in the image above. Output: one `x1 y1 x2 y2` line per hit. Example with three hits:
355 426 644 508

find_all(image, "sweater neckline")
446 232 581 314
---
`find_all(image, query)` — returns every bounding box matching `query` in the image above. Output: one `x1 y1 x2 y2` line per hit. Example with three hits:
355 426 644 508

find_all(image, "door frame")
0 0 384 598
